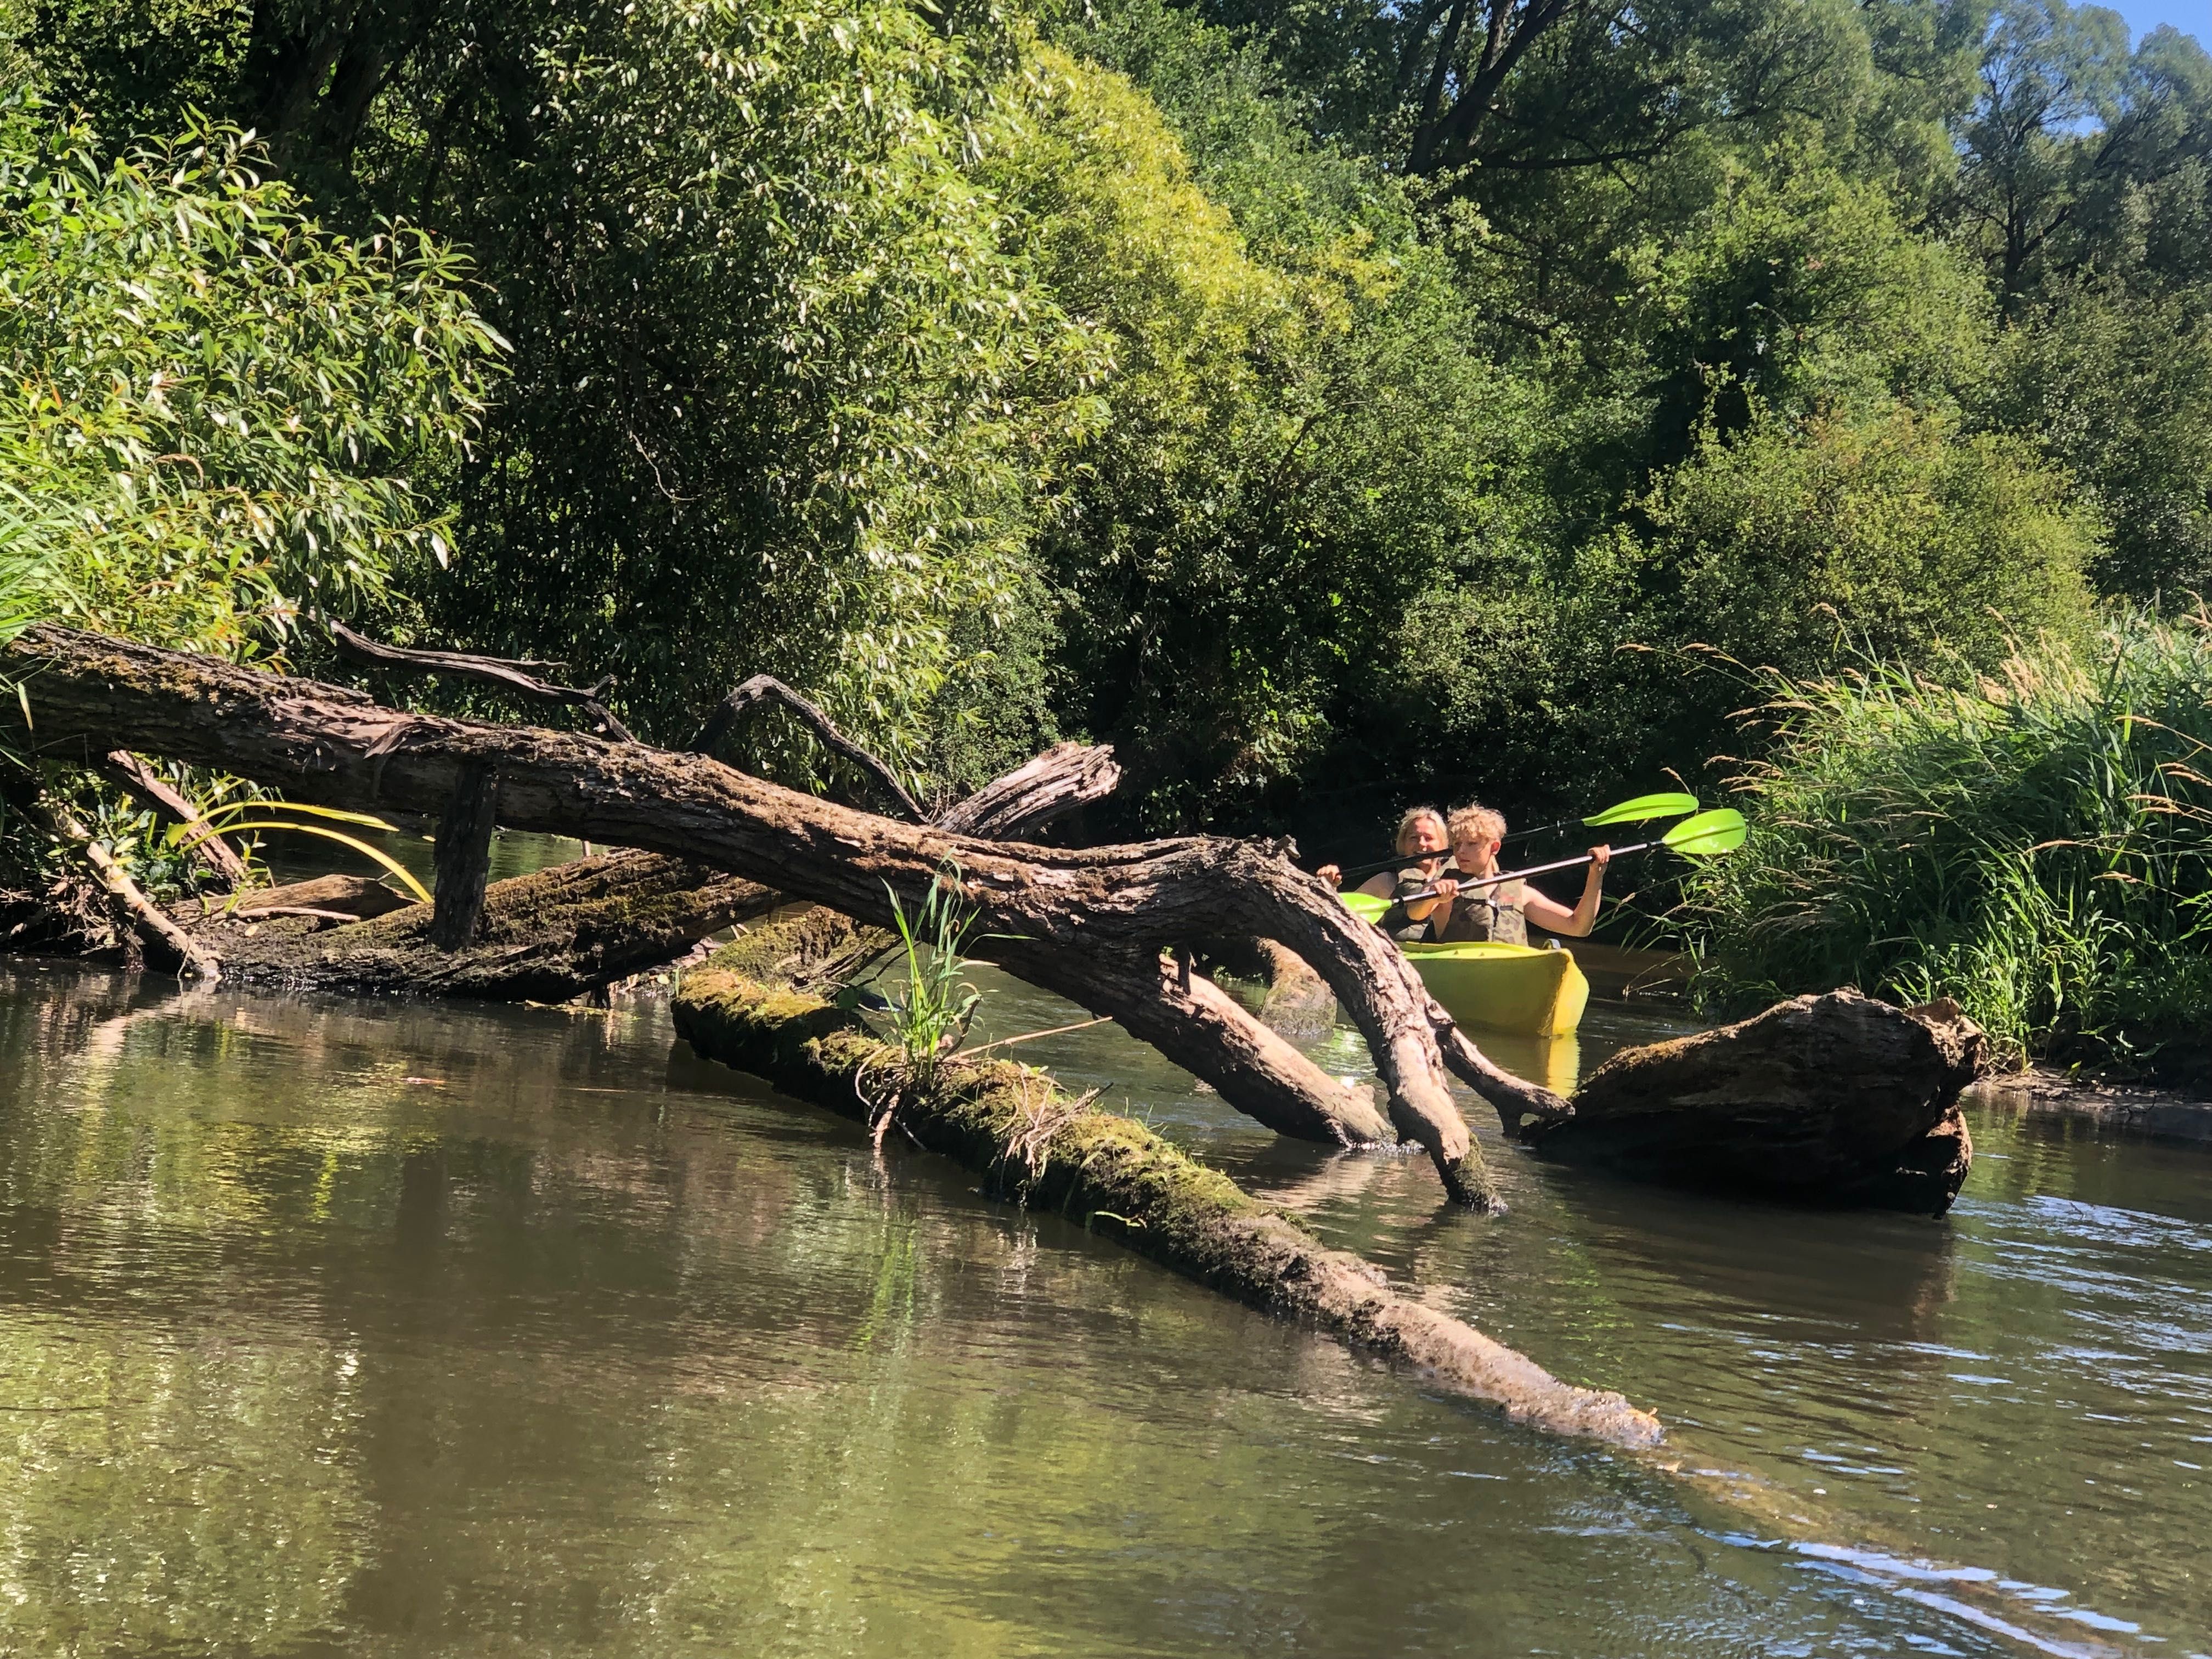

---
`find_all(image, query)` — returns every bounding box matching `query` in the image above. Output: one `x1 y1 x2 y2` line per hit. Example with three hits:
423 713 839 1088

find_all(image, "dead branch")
328 618 636 743
686 673 926 823
52 803 220 979
92 751 249 886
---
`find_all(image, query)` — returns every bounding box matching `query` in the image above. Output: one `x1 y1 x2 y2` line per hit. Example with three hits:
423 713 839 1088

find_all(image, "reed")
1683 607 2212 1066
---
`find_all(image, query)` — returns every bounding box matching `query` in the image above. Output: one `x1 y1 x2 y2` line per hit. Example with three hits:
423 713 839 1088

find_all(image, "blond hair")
1393 805 1446 855
1448 803 1507 846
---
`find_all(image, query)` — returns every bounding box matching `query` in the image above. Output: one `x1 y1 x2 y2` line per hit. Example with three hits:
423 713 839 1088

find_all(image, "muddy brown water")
1 943 2207 1655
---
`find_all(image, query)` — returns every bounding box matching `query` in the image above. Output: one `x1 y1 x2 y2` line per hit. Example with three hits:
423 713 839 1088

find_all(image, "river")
0 952 2204 1656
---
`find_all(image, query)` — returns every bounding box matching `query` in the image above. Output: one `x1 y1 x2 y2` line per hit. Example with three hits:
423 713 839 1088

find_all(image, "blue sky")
2111 2 2212 46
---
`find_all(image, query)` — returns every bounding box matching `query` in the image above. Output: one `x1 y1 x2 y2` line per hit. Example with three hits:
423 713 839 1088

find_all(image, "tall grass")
1683 608 2212 1066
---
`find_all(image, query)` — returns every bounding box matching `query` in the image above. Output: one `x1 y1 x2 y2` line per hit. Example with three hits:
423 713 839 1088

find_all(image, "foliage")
1000 35 1537 822
1684 610 2212 1064
402 0 1108 776
1628 402 2096 763
1977 283 2212 600
0 94 499 657
1635 156 1994 465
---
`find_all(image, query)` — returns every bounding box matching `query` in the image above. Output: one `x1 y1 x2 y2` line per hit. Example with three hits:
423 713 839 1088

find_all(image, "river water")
0 953 2205 1657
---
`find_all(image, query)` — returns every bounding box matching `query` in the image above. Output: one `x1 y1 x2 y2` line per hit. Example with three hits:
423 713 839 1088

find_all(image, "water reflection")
0 961 2205 1656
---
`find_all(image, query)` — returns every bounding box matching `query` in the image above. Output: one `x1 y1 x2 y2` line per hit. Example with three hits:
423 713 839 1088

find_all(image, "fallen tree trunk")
6 627 1485 1189
180 742 1135 1007
670 918 1662 1447
1526 989 1982 1215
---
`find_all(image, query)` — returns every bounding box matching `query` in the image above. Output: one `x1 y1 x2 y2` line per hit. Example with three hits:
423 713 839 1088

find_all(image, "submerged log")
4 627 1492 1192
1528 989 1983 1215
670 920 1663 1448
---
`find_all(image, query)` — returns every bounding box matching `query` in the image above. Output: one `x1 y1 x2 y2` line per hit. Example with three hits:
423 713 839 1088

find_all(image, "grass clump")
1683 608 2212 1068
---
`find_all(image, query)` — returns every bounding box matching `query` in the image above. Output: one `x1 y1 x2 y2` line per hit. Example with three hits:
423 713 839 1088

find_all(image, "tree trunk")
1528 989 1983 1215
670 918 1662 1448
7 630 1489 1182
175 740 1135 1005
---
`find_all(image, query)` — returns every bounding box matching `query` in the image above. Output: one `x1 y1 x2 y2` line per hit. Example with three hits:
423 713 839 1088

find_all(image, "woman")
1317 806 1457 942
1434 804 1610 944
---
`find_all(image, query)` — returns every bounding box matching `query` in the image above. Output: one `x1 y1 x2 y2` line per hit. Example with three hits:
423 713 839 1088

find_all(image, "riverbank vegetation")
8 0 2212 1060
1688 610 2212 1066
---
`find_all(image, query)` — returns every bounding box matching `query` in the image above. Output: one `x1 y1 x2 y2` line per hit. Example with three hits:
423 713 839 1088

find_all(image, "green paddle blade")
1661 807 1748 859
1582 791 1700 828
1341 890 1390 924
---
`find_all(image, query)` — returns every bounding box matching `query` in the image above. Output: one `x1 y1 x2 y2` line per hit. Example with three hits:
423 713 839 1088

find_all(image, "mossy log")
182 849 776 1001
1529 989 1983 1215
670 922 1663 1449
5 624 1514 1202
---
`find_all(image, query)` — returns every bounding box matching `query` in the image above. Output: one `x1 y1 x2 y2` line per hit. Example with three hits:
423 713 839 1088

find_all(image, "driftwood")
223 873 415 921
328 618 636 742
670 916 1663 1447
3 624 1519 1202
92 751 250 886
1527 989 1983 1215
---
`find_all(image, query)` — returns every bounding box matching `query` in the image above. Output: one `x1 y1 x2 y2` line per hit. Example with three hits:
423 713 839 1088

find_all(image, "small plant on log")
862 859 989 1150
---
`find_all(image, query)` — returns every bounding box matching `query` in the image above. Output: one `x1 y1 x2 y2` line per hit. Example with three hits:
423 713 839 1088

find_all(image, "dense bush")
1684 610 2212 1064
0 97 498 657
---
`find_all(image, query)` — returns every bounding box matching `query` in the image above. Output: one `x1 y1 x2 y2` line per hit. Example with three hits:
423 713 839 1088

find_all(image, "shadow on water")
0 958 2206 1656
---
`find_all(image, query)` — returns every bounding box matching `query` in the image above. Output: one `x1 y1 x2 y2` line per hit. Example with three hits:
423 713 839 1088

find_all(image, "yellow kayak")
1340 891 1590 1037
1402 939 1589 1038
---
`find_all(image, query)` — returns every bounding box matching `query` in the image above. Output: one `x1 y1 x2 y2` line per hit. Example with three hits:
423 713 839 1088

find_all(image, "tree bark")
1528 989 1983 1215
933 740 1122 840
4 624 1496 1201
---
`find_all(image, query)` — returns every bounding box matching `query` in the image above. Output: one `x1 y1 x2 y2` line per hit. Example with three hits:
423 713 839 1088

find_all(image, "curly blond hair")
1447 803 1507 846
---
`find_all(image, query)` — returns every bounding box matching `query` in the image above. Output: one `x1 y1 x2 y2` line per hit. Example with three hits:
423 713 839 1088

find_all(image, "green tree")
0 93 498 656
996 42 1537 821
1979 286 2212 599
1626 400 2097 769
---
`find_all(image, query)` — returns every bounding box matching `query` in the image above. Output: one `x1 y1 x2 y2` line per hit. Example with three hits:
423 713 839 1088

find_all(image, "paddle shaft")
1331 798 1690 878
1396 838 1654 905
